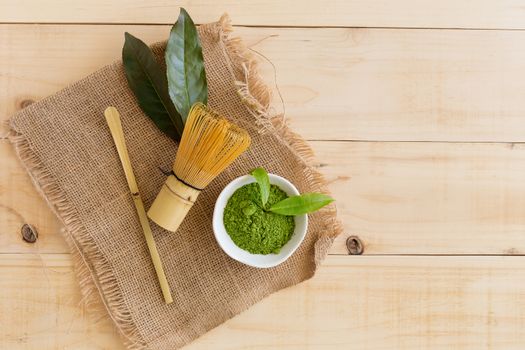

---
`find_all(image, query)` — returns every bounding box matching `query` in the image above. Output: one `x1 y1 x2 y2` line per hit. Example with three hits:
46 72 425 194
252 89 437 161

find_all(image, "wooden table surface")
2 1 525 349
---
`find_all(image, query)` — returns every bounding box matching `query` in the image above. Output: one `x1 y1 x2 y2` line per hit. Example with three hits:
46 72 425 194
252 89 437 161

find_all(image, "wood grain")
1 0 525 29
3 254 525 349
5 140 525 255
3 25 525 141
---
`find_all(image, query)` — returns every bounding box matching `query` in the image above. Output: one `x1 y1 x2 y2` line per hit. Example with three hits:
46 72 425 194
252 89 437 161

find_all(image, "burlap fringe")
7 131 148 349
218 14 344 265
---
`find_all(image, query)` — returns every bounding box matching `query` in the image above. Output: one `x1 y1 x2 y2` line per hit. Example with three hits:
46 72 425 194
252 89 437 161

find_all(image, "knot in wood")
346 235 363 255
20 99 35 109
21 224 38 243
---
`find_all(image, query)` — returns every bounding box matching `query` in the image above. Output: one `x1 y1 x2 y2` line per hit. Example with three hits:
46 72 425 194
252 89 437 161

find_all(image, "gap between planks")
6 138 525 145
4 252 525 257
3 22 525 32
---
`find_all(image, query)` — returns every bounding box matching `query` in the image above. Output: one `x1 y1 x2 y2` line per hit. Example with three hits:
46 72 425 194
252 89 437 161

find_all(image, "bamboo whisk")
148 103 251 232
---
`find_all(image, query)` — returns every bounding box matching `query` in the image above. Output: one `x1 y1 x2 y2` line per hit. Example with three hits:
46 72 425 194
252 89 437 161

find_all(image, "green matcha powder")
224 183 295 254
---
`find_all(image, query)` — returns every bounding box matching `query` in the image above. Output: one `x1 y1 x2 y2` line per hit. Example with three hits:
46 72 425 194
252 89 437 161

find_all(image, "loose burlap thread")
8 15 343 349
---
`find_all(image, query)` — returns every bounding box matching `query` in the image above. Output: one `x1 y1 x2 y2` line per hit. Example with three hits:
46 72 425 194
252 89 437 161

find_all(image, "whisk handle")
147 175 201 232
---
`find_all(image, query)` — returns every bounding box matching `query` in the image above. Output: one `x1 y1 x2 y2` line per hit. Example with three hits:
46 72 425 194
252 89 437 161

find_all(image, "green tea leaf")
122 32 184 141
251 167 270 207
166 8 208 121
269 193 334 216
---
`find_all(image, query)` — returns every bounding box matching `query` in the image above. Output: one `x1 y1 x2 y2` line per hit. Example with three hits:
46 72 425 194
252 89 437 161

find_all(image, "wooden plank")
3 25 525 142
0 253 123 349
4 140 525 255
324 141 525 254
2 254 525 349
1 0 525 29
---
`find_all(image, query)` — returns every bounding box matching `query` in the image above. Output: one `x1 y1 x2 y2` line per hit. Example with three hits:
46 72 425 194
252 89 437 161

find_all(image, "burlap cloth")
8 15 342 349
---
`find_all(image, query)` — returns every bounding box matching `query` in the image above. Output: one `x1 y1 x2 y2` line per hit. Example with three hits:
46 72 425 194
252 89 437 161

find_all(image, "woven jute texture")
8 16 342 349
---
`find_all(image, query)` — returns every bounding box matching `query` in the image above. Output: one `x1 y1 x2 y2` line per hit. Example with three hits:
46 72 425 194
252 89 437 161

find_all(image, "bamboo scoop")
148 103 251 232
104 106 173 304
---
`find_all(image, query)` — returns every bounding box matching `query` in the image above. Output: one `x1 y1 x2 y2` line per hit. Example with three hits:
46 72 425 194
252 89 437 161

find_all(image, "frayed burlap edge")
217 14 343 265
7 129 149 349
8 14 344 350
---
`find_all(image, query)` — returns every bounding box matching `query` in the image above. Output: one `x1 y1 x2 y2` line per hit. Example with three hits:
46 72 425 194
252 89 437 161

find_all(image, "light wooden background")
2 1 525 349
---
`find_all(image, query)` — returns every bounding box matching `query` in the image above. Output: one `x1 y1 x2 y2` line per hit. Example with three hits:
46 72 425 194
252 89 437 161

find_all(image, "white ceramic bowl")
213 174 308 268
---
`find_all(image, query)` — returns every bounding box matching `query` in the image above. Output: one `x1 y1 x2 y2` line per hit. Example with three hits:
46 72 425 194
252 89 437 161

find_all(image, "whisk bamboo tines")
148 103 251 232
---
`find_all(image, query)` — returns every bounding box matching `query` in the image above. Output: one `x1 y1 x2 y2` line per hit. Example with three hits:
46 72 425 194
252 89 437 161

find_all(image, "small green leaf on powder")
251 167 271 207
269 193 334 216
